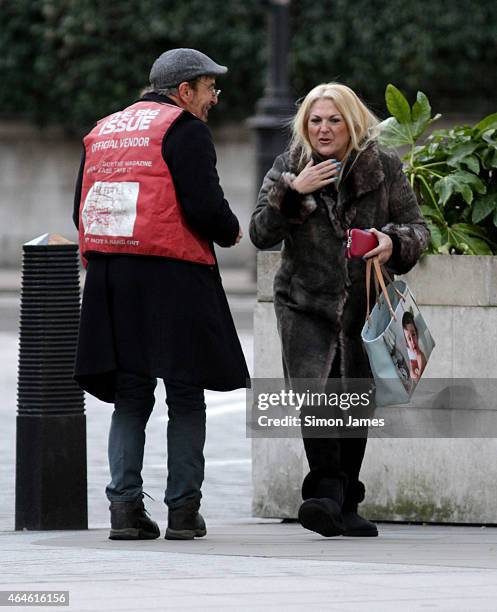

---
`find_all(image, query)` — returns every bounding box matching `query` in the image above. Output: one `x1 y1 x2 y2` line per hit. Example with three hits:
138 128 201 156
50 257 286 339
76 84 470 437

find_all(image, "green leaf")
411 91 431 139
494 208 497 228
481 147 497 170
378 117 415 147
464 172 486 194
434 171 486 206
427 222 442 249
460 184 473 204
460 235 492 254
482 129 497 146
420 204 443 222
412 91 431 124
447 227 492 254
452 223 492 240
460 155 480 174
426 222 449 254
475 112 497 134
434 175 466 206
472 194 497 223
446 142 478 166
385 84 412 124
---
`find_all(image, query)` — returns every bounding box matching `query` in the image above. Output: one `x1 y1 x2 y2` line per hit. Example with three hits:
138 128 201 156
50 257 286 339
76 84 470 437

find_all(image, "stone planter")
252 253 497 523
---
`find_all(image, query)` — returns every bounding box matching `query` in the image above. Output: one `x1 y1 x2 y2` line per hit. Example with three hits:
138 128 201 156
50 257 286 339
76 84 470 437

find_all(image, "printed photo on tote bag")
361 257 436 407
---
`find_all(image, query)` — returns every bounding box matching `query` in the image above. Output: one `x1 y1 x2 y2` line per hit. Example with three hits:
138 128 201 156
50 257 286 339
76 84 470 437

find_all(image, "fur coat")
249 141 430 382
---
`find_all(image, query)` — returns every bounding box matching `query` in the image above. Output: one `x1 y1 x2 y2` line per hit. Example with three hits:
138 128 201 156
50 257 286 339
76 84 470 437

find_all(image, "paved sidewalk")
2 522 497 611
2 275 497 610
0 331 253 532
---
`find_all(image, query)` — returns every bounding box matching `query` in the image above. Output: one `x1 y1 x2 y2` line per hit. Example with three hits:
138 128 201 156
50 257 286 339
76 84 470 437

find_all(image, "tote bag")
361 257 436 407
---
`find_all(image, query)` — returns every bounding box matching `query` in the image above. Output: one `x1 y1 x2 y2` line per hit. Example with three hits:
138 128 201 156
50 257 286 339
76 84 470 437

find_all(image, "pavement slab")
1 524 497 611
3 292 497 610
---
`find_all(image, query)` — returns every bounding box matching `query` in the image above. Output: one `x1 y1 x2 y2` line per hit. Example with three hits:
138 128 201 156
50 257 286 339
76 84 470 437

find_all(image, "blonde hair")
290 83 380 170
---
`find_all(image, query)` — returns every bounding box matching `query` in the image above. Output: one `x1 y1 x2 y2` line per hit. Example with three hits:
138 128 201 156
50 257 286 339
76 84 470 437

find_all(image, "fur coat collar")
287 140 385 206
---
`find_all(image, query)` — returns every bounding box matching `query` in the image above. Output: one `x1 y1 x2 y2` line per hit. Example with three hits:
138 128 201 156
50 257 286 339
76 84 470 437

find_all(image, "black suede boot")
342 505 378 537
109 497 160 540
298 473 345 537
342 481 378 536
165 499 207 540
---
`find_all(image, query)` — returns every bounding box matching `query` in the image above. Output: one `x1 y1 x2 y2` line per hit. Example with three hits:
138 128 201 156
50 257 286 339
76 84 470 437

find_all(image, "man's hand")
234 226 243 245
363 228 393 264
292 159 341 194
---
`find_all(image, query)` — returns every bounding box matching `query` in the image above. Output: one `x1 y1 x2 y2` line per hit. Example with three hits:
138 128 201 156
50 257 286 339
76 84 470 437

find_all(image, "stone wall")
252 252 497 523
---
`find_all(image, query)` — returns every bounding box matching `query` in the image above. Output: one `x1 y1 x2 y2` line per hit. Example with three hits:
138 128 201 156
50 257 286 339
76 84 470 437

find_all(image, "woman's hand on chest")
292 159 341 194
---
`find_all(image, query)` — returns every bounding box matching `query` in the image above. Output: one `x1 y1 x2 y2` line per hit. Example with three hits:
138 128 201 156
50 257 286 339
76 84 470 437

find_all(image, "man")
73 49 250 541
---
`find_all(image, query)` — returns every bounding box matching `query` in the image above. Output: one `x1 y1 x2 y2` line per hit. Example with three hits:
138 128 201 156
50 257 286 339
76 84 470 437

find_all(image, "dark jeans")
106 372 206 510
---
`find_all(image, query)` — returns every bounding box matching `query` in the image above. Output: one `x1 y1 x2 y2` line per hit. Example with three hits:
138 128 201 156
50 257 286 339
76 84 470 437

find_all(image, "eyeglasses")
205 84 221 98
178 81 221 98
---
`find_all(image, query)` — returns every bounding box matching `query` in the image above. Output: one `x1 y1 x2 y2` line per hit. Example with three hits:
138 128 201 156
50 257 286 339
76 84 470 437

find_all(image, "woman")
249 83 429 538
402 311 427 381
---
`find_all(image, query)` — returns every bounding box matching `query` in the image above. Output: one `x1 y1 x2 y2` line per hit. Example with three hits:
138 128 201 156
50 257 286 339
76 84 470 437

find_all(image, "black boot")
298 473 345 537
342 506 378 537
165 499 207 540
109 497 160 540
342 480 378 536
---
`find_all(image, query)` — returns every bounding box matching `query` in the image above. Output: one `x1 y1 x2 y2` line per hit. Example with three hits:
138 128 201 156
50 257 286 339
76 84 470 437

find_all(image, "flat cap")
149 48 228 89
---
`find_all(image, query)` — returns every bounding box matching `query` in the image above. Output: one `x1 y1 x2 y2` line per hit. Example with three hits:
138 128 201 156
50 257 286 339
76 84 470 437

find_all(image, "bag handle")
380 264 405 302
365 257 372 322
373 257 397 320
373 264 380 306
365 257 397 322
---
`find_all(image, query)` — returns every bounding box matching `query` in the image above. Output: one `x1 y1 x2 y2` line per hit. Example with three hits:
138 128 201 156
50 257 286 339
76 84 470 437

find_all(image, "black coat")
73 94 249 402
250 142 430 382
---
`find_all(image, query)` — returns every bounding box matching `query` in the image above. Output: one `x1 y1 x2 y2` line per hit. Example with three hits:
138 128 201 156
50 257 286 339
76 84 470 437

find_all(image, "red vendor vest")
79 100 215 265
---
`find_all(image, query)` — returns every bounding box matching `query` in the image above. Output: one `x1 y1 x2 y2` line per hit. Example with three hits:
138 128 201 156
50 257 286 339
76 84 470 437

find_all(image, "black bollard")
15 233 87 530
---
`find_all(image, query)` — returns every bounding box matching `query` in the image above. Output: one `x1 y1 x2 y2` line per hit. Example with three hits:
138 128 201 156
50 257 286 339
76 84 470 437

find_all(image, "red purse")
346 228 378 259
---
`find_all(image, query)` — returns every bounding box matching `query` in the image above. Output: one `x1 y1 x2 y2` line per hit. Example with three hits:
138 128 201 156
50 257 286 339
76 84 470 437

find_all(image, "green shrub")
0 0 266 132
379 84 497 254
290 0 496 117
0 1 495 131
